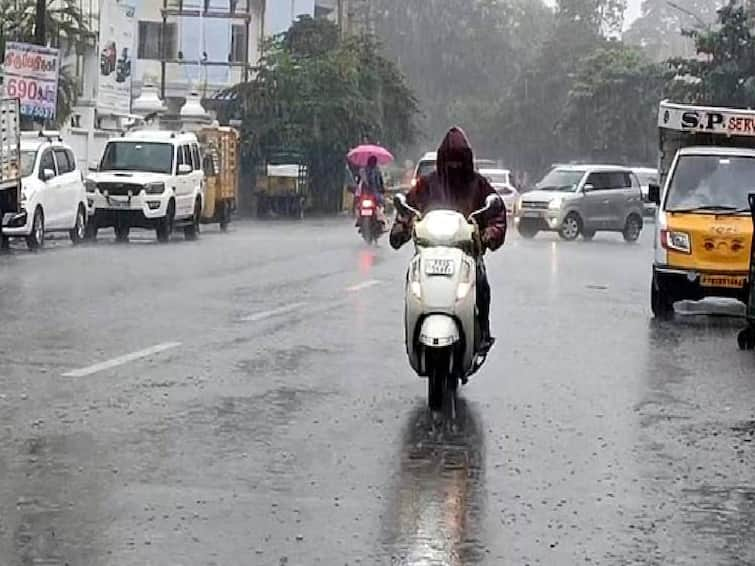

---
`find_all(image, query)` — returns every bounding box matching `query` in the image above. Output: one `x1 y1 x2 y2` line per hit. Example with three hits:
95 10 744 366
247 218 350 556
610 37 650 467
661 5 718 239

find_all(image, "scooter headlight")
456 259 474 300
409 257 422 298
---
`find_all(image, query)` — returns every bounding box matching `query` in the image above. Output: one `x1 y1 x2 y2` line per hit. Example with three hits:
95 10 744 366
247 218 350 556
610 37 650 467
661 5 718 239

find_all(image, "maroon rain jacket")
390 127 507 251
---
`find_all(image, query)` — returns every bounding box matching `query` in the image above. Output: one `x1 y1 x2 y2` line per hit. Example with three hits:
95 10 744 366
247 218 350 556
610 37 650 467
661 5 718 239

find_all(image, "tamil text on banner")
2 42 60 121
97 0 136 115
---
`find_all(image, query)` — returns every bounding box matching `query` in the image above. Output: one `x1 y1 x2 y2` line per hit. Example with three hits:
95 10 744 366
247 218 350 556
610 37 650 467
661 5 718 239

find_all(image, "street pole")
34 0 46 45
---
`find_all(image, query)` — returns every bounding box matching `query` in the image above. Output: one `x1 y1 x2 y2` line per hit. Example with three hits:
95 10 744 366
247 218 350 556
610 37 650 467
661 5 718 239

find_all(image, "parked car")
3 132 88 249
86 130 205 242
515 164 645 242
479 168 519 215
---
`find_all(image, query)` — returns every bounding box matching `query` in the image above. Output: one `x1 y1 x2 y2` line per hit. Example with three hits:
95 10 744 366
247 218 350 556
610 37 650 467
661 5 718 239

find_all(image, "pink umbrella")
347 144 394 167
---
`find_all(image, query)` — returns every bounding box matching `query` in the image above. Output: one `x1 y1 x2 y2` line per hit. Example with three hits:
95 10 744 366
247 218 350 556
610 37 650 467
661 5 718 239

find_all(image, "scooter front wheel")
426 347 454 411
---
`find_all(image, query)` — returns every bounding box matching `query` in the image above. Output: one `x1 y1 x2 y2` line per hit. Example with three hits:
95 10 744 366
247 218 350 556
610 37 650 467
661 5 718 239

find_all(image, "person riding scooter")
390 127 506 351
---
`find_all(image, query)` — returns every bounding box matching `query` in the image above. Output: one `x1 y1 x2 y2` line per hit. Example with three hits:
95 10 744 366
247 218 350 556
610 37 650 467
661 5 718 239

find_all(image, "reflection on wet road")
0 222 754 564
384 400 485 565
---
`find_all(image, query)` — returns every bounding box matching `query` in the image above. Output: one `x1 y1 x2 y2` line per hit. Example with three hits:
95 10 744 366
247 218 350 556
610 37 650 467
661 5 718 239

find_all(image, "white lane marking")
63 341 182 377
241 302 308 322
346 280 381 292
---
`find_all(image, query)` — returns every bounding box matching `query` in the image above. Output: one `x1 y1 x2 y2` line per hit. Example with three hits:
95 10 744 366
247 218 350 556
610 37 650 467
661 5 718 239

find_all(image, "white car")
411 152 502 187
480 168 519 215
3 132 88 249
631 166 659 216
87 130 205 242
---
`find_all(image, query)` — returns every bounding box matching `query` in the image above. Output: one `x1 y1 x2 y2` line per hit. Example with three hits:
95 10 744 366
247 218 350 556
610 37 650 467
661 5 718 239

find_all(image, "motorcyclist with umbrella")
348 144 393 230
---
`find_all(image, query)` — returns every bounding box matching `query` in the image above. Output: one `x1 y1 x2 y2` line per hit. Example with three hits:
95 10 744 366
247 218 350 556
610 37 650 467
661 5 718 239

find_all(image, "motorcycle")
356 195 384 244
394 192 503 411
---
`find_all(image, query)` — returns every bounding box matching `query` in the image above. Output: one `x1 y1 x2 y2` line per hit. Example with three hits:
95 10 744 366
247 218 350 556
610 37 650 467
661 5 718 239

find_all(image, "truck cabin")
655 101 755 205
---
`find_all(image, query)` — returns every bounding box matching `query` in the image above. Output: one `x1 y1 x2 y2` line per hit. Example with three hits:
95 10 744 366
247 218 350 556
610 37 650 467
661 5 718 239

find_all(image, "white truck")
649 100 755 317
0 97 22 248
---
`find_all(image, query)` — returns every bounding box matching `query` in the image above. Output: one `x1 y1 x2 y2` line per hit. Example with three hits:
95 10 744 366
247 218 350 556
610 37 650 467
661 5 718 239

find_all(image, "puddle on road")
380 398 487 565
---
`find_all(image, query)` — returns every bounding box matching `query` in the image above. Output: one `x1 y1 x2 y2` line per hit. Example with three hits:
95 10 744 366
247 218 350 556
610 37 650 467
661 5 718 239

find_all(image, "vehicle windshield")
536 169 585 192
665 155 755 212
20 150 36 177
416 160 435 178
100 142 174 174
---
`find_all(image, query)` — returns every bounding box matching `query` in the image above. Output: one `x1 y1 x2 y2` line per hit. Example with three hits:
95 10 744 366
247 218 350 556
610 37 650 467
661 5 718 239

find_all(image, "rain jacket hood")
437 126 475 188
389 127 507 252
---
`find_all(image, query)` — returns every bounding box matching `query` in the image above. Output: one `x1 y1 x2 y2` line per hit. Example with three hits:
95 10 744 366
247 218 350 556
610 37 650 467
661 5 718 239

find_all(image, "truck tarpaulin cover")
659 100 755 137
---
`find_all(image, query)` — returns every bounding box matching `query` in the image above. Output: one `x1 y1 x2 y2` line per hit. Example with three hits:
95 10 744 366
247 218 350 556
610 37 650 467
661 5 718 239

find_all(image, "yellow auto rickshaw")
198 124 240 231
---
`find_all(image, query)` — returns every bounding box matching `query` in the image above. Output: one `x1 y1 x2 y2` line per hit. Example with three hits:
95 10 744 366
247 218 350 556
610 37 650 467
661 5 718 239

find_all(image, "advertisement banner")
97 0 136 116
2 42 60 121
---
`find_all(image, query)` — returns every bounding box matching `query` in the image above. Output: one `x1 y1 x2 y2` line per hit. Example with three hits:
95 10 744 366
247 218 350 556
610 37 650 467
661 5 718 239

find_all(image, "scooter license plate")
425 259 454 276
360 209 374 216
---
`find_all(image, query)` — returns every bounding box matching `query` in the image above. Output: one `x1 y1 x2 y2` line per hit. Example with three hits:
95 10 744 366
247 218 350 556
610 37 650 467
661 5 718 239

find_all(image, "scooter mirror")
485 193 503 214
394 193 421 218
470 194 503 221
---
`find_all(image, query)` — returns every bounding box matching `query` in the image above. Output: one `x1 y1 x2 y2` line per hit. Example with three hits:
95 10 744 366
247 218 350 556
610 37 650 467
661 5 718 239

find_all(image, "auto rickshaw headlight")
661 229 691 254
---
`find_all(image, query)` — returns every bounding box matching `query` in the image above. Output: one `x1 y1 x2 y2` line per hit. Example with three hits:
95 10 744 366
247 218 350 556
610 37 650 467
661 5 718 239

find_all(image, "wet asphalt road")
0 219 754 566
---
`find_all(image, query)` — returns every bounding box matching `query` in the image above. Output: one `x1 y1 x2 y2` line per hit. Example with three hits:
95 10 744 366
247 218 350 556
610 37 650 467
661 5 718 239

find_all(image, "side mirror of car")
583 183 595 192
178 164 192 175
648 183 661 205
41 168 55 182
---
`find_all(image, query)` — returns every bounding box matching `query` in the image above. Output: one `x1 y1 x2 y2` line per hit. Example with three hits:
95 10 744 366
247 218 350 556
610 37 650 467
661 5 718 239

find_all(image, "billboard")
97 0 136 115
2 42 60 121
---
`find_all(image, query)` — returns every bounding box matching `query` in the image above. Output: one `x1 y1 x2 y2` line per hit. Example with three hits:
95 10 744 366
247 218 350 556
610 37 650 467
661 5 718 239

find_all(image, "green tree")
624 0 721 61
371 0 554 153
668 1 755 106
558 0 627 35
559 43 665 164
230 17 418 212
0 0 89 124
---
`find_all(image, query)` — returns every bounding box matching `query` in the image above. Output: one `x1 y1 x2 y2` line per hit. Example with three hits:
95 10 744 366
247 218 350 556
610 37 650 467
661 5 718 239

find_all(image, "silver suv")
515 165 645 241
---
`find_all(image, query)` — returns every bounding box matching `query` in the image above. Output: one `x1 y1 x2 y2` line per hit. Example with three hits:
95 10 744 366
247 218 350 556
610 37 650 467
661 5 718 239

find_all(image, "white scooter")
394 193 503 410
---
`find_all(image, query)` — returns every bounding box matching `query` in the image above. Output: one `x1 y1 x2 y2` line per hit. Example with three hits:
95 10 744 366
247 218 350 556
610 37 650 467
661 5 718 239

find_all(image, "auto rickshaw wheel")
738 327 755 351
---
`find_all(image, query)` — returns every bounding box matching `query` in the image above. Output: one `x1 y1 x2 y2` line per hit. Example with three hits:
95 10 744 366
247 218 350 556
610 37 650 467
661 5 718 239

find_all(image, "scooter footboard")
418 315 460 347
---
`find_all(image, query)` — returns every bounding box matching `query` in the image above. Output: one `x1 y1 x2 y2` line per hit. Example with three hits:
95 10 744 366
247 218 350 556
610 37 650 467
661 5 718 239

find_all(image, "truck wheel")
559 213 581 241
517 222 538 239
184 199 201 241
737 327 755 350
26 208 45 250
219 202 231 232
85 223 98 242
623 214 642 243
70 205 86 245
651 279 675 319
156 200 175 243
114 223 130 243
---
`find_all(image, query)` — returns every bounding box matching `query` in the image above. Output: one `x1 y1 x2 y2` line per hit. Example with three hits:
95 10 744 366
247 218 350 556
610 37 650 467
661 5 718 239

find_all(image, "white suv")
86 130 205 242
3 132 88 249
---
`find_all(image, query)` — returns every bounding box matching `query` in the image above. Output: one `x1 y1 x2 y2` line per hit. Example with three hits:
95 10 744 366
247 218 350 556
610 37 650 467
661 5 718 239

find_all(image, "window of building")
230 24 246 63
138 21 178 60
